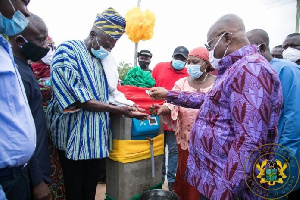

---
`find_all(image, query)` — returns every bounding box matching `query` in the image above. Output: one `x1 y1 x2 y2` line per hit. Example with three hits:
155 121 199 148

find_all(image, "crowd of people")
0 0 300 200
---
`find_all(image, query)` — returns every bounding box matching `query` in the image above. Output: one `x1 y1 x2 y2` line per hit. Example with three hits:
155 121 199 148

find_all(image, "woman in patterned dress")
151 47 215 200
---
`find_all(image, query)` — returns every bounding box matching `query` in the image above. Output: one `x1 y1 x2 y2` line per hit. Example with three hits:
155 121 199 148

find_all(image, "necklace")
193 73 208 84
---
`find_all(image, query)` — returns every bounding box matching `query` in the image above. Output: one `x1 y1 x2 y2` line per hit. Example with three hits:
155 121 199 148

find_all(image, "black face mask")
20 41 49 62
139 61 150 69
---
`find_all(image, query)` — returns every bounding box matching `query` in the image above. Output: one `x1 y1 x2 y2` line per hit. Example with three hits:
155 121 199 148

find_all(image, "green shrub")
118 61 134 81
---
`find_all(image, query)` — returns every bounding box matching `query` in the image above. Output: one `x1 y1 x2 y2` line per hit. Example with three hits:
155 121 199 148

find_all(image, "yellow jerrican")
125 7 156 43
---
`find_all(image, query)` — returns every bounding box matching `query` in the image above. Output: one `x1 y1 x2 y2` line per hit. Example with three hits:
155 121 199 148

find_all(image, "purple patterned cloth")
166 45 283 200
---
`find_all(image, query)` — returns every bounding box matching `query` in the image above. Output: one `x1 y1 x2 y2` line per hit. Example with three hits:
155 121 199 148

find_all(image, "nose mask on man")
0 0 28 36
92 46 109 60
91 37 110 59
209 32 231 70
282 47 300 63
139 61 150 69
172 59 186 70
18 36 50 62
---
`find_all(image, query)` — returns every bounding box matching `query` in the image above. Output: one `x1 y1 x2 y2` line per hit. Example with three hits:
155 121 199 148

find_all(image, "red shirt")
152 61 188 130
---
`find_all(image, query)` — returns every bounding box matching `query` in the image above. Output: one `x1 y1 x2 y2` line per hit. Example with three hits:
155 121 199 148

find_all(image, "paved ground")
95 181 169 200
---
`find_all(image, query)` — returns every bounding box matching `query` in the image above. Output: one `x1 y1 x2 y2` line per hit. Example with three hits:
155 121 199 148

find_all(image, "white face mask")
282 47 300 63
41 49 55 65
208 32 231 70
209 50 222 70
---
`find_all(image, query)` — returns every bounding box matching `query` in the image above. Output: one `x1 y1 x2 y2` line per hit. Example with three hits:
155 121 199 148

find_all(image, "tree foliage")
118 61 134 81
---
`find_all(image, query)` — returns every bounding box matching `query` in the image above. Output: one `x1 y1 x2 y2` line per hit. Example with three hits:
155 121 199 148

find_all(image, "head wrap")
189 47 209 61
94 7 126 41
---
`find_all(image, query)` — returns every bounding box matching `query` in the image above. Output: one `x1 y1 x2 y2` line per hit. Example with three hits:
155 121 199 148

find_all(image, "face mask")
172 59 186 70
0 0 28 36
91 37 109 59
282 47 300 63
19 36 50 62
41 49 55 65
209 32 231 70
187 63 206 79
138 61 150 69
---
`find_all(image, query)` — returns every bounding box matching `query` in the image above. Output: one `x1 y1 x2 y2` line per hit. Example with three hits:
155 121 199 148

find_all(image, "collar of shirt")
218 44 258 71
14 56 34 72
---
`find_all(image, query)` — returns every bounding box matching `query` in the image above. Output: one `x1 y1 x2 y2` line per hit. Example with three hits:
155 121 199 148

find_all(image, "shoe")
168 182 174 191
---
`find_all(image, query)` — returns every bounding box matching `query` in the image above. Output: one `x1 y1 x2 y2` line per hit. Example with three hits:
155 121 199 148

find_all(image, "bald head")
9 13 48 46
9 13 49 61
245 29 273 62
246 29 269 47
21 13 47 38
207 14 250 58
208 14 245 39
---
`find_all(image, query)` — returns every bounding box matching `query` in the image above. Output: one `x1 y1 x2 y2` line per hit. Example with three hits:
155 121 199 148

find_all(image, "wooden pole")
134 0 142 66
296 0 300 32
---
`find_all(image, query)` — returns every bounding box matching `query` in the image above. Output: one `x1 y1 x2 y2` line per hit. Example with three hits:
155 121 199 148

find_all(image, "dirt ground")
95 181 169 200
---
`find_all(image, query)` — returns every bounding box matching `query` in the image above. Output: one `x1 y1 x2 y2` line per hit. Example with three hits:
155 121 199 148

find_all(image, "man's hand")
33 181 50 200
118 106 150 120
133 104 146 113
149 87 168 100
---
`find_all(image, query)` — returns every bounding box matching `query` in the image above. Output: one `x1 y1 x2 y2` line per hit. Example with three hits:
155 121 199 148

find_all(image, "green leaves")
118 61 133 81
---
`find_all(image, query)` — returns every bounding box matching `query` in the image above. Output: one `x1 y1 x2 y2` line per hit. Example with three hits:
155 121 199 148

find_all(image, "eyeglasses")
204 31 232 51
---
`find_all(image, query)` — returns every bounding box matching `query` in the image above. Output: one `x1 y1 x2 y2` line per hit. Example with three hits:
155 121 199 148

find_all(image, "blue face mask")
91 37 110 59
187 64 203 78
91 46 109 59
0 0 28 36
171 59 185 70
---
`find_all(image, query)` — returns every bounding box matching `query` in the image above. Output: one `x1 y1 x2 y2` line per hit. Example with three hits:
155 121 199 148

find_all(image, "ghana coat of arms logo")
256 159 287 185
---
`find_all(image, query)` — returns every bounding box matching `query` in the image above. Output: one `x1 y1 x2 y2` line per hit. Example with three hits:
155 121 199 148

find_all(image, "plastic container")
131 115 159 140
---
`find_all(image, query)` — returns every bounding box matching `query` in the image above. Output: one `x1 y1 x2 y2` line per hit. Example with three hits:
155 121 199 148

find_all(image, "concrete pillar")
106 114 163 200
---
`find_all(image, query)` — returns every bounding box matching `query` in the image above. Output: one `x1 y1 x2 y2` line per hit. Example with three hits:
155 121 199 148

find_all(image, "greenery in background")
123 66 155 88
118 61 134 81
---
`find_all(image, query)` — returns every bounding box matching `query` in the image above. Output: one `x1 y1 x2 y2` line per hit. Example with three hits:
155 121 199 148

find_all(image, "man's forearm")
166 90 205 109
75 99 121 114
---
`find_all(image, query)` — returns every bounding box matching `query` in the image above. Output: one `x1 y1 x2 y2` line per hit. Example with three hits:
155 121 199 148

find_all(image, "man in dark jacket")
9 13 52 200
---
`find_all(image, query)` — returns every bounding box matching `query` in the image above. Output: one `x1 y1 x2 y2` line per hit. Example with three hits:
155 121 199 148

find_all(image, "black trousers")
58 150 102 200
98 158 106 182
0 166 31 200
